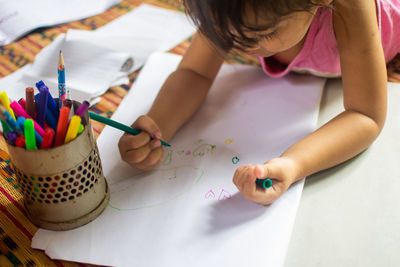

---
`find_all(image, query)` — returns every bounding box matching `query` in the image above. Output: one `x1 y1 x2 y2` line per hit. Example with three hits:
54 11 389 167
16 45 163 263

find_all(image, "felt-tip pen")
256 178 273 189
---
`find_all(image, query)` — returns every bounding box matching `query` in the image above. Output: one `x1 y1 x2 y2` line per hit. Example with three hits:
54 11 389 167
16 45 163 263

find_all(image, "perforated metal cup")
6 102 109 230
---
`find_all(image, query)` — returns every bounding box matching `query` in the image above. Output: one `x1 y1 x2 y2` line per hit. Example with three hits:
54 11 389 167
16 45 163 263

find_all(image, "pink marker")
10 101 45 136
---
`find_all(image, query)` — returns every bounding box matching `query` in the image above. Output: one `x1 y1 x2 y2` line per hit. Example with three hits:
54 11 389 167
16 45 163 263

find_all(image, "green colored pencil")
88 111 170 147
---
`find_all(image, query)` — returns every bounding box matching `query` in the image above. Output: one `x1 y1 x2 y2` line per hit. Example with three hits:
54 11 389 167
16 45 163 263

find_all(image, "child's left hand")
232 157 299 205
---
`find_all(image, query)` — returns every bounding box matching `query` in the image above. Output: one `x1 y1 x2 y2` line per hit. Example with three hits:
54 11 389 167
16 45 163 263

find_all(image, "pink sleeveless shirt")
259 0 400 78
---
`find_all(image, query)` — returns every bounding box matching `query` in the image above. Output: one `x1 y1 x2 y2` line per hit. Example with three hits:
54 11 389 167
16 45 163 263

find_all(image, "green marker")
88 111 170 147
24 119 37 150
77 123 84 134
1 119 11 135
256 178 272 189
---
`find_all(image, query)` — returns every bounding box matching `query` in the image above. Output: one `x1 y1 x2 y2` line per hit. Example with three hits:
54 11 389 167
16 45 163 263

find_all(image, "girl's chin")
251 51 276 58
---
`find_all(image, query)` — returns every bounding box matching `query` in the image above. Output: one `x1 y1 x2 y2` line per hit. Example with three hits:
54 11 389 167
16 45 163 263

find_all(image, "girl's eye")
262 30 278 40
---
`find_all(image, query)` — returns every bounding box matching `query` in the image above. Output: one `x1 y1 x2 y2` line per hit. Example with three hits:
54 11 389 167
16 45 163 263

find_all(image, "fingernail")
153 130 162 139
151 139 161 148
255 165 264 177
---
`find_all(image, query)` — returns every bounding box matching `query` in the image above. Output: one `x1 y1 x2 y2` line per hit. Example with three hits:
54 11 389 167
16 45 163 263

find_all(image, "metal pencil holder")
6 101 109 231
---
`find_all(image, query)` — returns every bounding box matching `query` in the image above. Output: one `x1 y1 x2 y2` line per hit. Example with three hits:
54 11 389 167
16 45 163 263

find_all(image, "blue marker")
0 106 23 136
16 117 43 147
36 80 59 119
37 85 49 128
35 93 57 130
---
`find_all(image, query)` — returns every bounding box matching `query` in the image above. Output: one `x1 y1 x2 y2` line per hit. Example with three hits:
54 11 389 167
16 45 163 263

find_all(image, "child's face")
240 6 319 57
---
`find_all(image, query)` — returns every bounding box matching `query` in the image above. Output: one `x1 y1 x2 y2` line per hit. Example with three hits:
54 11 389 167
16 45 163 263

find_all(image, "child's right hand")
118 115 164 171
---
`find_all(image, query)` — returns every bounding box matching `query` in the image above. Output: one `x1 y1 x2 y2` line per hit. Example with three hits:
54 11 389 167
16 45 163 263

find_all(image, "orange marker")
54 106 70 146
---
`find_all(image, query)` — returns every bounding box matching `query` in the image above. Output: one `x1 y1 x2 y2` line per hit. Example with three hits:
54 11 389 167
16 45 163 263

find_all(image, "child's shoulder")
333 0 400 60
332 0 379 38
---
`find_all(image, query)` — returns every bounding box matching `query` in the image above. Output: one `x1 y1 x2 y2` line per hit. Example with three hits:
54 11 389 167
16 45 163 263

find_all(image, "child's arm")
234 0 387 204
118 32 225 170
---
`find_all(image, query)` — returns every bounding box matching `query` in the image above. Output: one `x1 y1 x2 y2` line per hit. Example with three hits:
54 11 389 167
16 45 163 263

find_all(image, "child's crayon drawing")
109 138 238 211
109 165 204 211
218 189 232 201
162 139 217 166
232 156 240 164
205 189 232 201
224 138 233 144
205 189 215 199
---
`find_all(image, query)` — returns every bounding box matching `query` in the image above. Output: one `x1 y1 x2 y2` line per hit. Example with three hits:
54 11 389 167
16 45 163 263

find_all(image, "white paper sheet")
1 4 196 103
32 52 325 267
0 0 120 45
65 4 196 71
0 34 131 103
22 34 132 102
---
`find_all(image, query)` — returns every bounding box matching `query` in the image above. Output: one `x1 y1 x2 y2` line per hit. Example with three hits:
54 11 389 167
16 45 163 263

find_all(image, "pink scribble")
185 150 191 155
218 189 232 201
205 189 215 199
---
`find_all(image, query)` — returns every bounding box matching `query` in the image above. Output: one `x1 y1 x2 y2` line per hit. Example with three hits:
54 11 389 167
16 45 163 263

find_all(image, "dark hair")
183 0 327 52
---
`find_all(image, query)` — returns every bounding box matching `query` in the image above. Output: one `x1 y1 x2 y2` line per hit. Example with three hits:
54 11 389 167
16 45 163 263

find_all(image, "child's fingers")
133 115 162 139
138 147 164 170
254 164 266 178
256 163 287 181
119 131 151 150
232 164 252 189
121 143 152 165
237 164 286 205
149 139 161 149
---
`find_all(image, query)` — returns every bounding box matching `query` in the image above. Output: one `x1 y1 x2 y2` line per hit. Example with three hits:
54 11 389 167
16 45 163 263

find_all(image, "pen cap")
6 100 109 231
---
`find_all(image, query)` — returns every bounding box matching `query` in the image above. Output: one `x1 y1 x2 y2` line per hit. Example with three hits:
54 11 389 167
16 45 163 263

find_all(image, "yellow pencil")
0 91 16 120
64 115 81 143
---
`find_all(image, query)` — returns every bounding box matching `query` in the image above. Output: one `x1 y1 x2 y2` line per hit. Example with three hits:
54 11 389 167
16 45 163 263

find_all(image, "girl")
118 0 400 205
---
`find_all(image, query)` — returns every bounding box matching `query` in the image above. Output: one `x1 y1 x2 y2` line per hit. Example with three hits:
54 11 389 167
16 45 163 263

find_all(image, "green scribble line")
108 166 204 211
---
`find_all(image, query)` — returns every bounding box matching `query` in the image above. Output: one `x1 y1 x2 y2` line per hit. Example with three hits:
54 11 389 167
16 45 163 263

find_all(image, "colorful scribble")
161 139 217 165
168 169 177 180
205 189 232 201
232 156 240 164
162 150 173 165
224 138 233 144
192 143 216 157
218 189 232 201
205 189 215 199
108 166 205 211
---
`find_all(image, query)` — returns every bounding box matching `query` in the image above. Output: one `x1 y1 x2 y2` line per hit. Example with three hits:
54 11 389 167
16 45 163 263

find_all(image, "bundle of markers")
1 51 170 151
0 86 90 150
0 51 91 150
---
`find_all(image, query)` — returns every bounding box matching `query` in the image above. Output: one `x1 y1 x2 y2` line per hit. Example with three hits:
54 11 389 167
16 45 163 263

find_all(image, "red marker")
41 127 55 149
15 137 26 148
18 98 26 109
54 106 70 146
